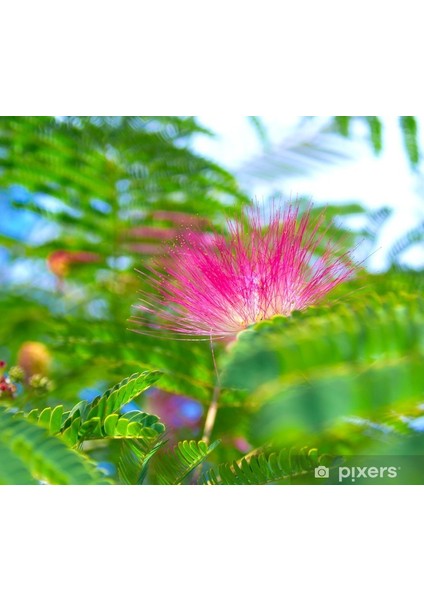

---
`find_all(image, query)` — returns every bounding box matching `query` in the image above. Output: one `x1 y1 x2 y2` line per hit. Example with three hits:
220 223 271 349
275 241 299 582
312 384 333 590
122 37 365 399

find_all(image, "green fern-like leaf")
201 447 326 485
0 408 107 484
61 371 162 443
27 405 64 436
0 439 36 484
365 116 383 154
399 116 420 167
117 438 167 485
224 290 424 390
222 282 424 444
389 223 424 263
85 370 162 421
101 410 165 439
333 116 351 137
247 116 271 150
27 371 164 446
153 440 220 485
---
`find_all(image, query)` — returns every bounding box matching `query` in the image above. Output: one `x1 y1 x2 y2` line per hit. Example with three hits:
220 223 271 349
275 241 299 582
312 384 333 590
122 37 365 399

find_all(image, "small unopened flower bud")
8 365 25 383
18 342 51 379
28 374 54 392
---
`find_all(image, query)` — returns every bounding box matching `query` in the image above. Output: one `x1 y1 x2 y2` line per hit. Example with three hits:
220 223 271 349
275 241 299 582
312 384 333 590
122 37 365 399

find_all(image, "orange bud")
47 250 100 277
18 342 51 379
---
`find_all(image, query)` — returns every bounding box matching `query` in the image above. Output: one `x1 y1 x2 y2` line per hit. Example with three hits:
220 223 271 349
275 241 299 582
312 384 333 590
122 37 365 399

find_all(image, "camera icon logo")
315 466 330 478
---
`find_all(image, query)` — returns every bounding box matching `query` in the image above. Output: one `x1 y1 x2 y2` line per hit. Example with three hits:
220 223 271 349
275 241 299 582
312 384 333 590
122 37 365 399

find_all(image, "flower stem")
192 383 220 485
202 384 220 444
202 335 221 443
192 339 220 484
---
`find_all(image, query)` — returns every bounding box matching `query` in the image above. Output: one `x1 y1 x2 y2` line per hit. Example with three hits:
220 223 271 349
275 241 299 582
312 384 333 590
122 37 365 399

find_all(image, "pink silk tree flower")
133 203 357 339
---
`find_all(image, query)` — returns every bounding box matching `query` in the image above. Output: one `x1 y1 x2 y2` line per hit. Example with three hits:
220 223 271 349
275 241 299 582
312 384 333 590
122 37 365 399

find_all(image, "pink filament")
134 203 356 339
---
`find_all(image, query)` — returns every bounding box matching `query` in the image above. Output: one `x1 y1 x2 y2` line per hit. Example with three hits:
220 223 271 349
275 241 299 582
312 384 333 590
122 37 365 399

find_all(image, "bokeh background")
1 116 424 483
